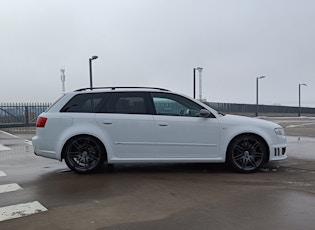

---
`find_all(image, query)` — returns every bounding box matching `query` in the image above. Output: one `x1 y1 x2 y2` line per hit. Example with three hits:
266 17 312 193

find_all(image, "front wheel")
64 135 106 174
227 135 267 173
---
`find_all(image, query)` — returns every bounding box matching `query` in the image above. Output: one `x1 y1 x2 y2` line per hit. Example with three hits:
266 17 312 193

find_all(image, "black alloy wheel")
227 134 267 173
64 135 106 173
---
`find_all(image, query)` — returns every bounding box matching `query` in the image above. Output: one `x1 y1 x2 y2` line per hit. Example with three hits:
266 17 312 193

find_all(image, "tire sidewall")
64 135 106 173
227 134 267 173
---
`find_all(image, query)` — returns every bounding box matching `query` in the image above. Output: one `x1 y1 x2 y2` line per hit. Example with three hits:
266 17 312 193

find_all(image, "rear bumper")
32 136 61 161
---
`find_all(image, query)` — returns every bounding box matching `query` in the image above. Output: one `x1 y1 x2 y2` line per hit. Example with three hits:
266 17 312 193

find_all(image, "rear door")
95 92 155 159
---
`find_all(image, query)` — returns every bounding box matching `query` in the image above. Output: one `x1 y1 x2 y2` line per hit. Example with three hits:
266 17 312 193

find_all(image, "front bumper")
269 143 287 161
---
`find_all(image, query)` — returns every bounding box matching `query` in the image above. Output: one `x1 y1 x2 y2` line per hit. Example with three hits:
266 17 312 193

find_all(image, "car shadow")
96 162 232 174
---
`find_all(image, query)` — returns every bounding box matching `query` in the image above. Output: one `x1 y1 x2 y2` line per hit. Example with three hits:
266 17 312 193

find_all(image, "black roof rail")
75 87 170 92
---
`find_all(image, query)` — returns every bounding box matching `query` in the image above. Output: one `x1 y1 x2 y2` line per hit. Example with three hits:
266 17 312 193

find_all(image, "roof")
74 87 170 92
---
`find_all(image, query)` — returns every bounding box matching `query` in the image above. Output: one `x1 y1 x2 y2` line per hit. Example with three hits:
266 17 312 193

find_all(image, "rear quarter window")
60 93 109 113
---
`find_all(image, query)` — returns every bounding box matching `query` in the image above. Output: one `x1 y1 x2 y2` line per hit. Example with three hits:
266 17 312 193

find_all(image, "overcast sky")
1 0 314 107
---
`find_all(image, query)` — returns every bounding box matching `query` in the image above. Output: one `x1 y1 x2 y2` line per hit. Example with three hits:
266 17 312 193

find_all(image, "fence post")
25 106 29 126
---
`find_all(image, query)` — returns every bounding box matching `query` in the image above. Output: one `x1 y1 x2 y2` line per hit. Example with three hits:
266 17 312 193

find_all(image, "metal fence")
205 102 315 117
0 103 51 128
0 102 315 128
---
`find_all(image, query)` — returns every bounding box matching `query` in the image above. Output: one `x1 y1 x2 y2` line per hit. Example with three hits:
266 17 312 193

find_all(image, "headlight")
274 127 285 136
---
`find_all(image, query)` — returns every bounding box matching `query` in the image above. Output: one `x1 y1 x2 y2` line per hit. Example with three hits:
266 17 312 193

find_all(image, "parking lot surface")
0 117 315 229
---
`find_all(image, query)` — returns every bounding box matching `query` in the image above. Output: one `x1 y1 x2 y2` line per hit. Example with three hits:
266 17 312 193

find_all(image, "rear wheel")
227 134 267 173
64 135 106 173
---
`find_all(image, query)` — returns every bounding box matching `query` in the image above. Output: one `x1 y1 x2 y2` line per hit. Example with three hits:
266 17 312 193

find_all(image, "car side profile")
32 87 287 173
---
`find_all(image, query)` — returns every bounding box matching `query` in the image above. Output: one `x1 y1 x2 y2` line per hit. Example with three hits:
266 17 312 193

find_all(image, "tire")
227 134 267 173
64 135 106 174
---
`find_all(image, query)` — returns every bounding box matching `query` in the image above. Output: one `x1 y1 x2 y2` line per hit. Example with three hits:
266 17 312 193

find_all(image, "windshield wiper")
218 111 225 116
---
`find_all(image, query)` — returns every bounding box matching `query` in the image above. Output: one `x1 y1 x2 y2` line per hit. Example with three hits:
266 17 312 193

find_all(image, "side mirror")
199 109 211 118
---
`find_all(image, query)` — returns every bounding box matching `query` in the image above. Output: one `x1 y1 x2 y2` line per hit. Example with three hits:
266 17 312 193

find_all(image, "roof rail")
75 87 170 92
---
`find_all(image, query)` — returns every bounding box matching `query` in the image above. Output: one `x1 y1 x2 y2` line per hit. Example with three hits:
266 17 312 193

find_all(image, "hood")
218 114 282 129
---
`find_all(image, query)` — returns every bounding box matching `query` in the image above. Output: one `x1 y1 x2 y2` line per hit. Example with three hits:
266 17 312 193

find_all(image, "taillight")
36 116 48 128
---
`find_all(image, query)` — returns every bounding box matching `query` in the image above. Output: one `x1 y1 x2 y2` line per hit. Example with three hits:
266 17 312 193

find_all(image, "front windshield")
197 101 222 117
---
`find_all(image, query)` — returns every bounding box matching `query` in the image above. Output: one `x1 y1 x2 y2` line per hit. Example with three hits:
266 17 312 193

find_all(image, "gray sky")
1 0 314 107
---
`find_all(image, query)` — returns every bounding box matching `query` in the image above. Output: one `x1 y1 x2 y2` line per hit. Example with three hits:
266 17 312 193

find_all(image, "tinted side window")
151 93 203 117
60 93 109 113
101 92 149 114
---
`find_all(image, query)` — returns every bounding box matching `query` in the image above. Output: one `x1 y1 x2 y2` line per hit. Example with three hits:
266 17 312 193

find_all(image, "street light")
298 83 307 117
89 55 98 89
256 76 266 117
193 67 203 99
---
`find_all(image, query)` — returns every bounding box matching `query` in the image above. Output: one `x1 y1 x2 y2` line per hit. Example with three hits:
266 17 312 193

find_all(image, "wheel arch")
61 134 108 161
226 132 270 163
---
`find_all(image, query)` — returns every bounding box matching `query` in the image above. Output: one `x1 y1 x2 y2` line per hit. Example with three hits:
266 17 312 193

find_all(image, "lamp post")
298 83 307 117
89 55 98 89
256 76 266 117
193 67 203 99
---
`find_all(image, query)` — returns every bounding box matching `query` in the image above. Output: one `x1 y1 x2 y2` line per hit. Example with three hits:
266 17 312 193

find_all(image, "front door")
151 92 220 158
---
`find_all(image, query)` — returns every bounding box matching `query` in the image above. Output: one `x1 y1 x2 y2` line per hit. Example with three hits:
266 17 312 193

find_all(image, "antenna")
60 69 66 93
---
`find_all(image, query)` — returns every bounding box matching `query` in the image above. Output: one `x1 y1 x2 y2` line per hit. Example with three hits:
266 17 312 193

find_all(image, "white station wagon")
32 87 287 173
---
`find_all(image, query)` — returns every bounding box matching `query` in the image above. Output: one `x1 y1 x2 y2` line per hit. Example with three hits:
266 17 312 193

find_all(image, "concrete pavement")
0 118 314 229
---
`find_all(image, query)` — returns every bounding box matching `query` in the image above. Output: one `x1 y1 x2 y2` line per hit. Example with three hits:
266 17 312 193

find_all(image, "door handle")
158 122 168 127
103 120 112 125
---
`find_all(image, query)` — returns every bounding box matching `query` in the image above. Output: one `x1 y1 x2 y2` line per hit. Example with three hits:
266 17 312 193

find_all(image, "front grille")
282 147 286 155
274 147 286 157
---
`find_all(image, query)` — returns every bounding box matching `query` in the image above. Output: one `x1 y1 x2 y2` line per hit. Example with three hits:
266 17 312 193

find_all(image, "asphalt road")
0 117 315 230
